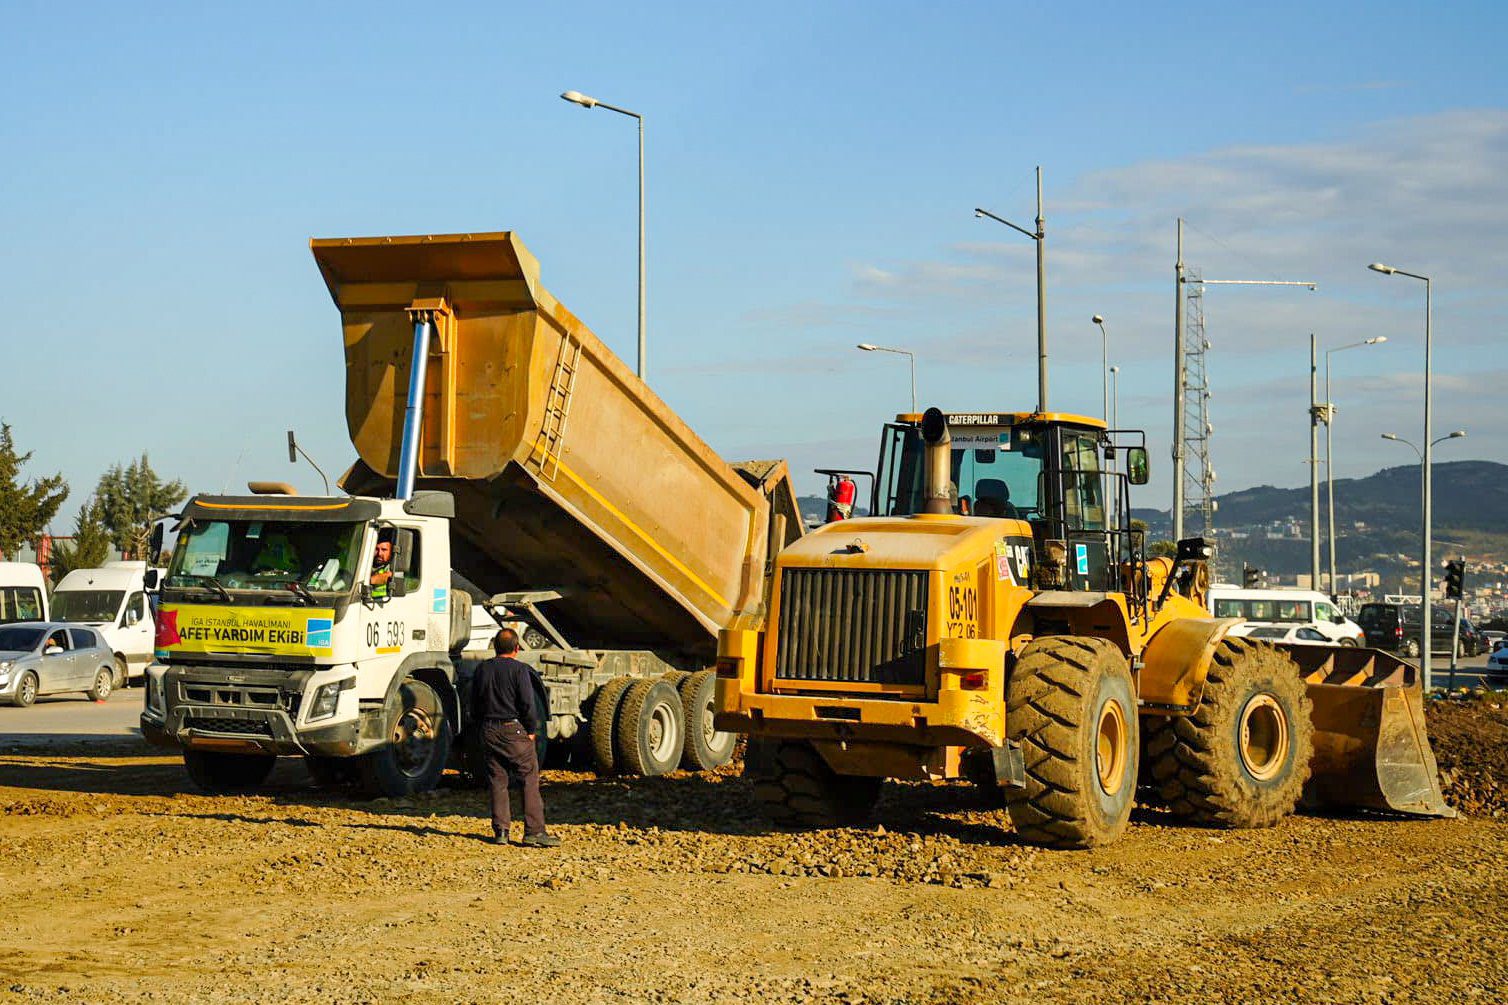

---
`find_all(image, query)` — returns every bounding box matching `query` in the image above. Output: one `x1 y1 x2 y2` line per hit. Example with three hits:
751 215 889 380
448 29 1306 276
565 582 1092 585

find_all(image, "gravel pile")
1427 693 1508 817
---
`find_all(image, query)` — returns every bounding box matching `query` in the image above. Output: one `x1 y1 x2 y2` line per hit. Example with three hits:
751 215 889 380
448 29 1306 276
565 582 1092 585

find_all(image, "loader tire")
678 670 737 770
588 677 635 774
1147 637 1312 828
1004 636 1139 849
615 679 684 777
744 739 881 829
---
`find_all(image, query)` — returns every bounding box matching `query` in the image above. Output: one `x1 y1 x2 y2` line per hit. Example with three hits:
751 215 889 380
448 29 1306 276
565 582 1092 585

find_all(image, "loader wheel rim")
1238 694 1289 781
648 701 678 762
1095 698 1129 796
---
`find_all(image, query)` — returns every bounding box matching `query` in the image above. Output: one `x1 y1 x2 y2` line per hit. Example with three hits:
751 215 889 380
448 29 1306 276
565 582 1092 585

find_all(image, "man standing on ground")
471 628 560 847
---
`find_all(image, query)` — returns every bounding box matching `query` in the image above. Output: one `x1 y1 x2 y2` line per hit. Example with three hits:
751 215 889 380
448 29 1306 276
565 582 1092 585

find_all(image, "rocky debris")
1427 693 1508 817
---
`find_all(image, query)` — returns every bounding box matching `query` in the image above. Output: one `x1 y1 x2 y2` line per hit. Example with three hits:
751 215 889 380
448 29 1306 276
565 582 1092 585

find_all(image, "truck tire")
745 739 881 829
88 667 113 702
358 678 452 798
589 677 635 774
1004 636 1139 849
114 656 129 689
183 750 276 793
678 670 737 770
660 670 690 689
1146 637 1312 828
615 679 685 776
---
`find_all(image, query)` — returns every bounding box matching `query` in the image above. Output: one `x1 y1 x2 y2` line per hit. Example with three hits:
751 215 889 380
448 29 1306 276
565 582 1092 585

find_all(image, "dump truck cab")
718 407 1450 847
141 489 466 794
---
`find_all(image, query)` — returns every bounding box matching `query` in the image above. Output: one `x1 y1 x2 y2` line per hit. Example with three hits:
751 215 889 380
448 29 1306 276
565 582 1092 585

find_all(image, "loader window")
875 424 1044 517
1061 433 1106 531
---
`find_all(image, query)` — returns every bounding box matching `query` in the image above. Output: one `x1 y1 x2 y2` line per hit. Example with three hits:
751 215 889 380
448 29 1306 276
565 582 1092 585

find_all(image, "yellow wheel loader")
715 408 1451 848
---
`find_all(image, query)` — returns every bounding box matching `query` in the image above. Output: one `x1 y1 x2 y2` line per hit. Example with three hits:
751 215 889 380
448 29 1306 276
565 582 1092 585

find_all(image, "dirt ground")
3 702 1508 1004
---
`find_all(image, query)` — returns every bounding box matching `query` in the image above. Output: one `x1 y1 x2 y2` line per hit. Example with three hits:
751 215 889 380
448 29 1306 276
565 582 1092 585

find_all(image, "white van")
0 562 48 625
1208 586 1365 646
51 561 155 685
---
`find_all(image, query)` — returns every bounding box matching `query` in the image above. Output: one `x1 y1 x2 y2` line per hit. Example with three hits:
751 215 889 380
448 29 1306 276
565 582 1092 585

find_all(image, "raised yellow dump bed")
312 232 801 656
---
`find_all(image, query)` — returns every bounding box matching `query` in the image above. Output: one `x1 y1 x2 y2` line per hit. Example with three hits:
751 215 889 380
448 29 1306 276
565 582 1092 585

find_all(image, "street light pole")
1110 364 1121 527
1382 429 1466 691
1092 316 1109 423
561 89 646 381
856 343 917 413
1323 336 1387 592
975 165 1047 413
1309 333 1321 590
1370 262 1435 688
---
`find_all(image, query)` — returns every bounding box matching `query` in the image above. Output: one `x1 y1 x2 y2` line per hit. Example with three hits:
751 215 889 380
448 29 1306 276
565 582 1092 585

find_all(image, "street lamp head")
1367 262 1396 275
1365 336 1388 345
1109 365 1119 373
1092 315 1104 325
856 343 878 352
560 90 598 108
1381 433 1399 441
1449 430 1467 439
973 208 986 218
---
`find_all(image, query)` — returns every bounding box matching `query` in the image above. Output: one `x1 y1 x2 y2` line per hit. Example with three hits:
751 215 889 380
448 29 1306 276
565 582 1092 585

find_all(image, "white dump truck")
142 232 801 796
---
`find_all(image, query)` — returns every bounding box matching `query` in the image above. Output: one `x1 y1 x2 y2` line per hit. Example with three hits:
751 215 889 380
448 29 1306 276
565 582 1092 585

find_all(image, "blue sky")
3 1 1505 530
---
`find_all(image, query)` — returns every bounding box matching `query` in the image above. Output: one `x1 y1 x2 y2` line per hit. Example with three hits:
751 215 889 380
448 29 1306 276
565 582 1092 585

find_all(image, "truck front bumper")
141 664 360 757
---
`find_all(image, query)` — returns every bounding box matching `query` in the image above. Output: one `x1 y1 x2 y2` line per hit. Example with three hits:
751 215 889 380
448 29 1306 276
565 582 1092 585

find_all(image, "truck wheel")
114 656 129 689
588 677 635 774
358 678 452 798
1147 637 1312 828
89 667 113 702
12 671 38 708
678 670 737 770
745 739 881 828
183 750 276 793
615 679 684 776
660 670 690 689
1004 636 1139 849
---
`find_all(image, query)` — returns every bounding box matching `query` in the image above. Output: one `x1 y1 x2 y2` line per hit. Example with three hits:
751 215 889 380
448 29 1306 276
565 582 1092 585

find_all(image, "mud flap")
1281 644 1454 818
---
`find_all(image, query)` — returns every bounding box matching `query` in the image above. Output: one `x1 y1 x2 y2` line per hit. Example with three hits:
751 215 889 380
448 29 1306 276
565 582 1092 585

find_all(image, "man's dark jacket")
469 655 539 734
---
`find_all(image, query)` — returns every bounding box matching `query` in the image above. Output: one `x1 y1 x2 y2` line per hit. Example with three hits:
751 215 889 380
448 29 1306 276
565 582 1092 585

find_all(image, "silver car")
0 622 118 707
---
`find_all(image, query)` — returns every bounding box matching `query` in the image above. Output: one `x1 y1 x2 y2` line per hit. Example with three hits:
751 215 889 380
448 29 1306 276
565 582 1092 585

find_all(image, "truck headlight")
309 677 355 721
145 674 164 712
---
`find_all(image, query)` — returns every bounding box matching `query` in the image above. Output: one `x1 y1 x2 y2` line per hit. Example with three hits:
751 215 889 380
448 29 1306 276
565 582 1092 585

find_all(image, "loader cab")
872 412 1137 593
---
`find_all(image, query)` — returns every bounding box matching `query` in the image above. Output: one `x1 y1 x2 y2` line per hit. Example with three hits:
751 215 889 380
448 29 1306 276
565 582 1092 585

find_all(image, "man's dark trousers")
481 719 546 839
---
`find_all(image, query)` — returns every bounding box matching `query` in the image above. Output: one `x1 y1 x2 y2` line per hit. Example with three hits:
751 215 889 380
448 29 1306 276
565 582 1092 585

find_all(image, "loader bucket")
1280 644 1454 818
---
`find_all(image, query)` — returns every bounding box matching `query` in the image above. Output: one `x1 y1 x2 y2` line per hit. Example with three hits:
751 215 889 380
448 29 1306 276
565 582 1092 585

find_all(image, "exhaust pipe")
395 311 436 501
921 407 952 515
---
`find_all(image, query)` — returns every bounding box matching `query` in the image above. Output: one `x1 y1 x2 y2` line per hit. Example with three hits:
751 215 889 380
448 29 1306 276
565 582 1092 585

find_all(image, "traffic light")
1243 565 1262 589
1444 559 1466 600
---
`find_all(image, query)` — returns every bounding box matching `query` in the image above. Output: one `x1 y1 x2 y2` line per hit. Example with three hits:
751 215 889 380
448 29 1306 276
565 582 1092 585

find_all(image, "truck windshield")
879 425 1044 518
166 520 365 595
51 590 124 623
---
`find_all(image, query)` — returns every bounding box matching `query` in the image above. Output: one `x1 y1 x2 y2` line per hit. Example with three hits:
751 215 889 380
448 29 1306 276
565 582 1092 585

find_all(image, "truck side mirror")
144 569 160 591
1127 447 1150 485
150 523 164 560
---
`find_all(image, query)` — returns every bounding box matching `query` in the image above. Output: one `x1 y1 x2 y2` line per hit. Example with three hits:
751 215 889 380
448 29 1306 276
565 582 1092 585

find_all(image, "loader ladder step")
529 335 581 481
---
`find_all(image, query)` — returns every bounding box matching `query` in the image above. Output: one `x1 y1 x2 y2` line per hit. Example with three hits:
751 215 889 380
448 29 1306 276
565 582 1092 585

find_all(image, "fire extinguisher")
826 474 856 522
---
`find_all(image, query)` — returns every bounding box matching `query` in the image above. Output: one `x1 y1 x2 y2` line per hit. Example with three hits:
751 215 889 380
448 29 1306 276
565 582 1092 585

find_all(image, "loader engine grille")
775 568 929 686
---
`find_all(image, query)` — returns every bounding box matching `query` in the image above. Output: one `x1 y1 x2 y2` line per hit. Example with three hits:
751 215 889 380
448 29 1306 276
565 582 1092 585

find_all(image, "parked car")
1457 619 1488 658
1208 587 1364 645
1357 603 1479 658
1242 625 1338 645
50 561 158 686
1487 645 1508 681
0 623 118 707
1484 630 1508 653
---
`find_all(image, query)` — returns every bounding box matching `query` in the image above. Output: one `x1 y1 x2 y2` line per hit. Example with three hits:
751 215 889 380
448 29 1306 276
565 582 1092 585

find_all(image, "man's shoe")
490 834 509 846
520 833 561 848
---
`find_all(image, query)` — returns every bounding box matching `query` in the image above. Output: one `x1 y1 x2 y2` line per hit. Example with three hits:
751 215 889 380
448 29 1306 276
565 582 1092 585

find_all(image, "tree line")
0 422 186 583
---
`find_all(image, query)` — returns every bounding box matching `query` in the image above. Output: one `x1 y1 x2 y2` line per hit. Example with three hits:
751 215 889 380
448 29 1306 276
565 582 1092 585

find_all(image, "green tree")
0 422 68 558
49 495 113 583
96 454 187 560
1148 539 1178 559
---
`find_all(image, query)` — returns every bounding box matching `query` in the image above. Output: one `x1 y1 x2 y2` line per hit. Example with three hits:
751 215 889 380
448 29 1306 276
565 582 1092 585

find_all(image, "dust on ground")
1 698 1506 1004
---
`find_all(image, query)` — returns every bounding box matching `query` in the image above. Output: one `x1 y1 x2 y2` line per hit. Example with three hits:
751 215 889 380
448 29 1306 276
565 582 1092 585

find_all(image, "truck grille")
775 568 929 686
183 715 274 737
